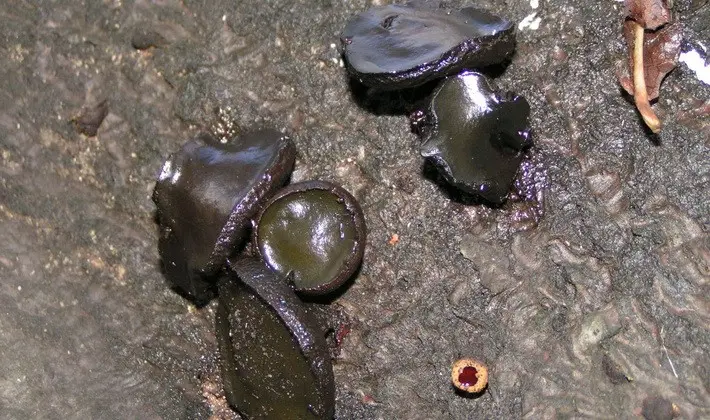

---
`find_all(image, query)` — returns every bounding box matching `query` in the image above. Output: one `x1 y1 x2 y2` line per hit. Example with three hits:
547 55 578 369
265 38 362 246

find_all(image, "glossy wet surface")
341 3 515 88
259 191 355 288
217 258 333 419
420 72 531 203
152 131 295 302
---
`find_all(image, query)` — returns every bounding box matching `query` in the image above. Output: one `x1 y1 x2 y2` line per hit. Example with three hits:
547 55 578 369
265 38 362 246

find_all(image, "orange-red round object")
451 359 488 393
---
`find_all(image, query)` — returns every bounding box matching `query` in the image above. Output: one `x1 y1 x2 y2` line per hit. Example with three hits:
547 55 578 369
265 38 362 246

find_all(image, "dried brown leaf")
618 21 682 101
624 0 671 30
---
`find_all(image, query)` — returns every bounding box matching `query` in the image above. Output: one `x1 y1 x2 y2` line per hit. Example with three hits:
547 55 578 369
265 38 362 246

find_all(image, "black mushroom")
217 257 335 419
417 71 532 204
152 130 296 303
341 2 515 90
252 181 366 296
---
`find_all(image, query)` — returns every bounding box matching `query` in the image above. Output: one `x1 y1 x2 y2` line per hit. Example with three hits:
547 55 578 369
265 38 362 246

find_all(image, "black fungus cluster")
152 130 296 303
341 1 532 204
152 130 367 419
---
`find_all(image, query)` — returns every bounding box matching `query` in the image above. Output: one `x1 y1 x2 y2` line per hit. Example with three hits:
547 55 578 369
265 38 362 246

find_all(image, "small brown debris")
73 99 109 137
601 353 632 384
334 323 351 347
388 233 399 245
201 374 239 420
641 395 676 420
131 29 168 50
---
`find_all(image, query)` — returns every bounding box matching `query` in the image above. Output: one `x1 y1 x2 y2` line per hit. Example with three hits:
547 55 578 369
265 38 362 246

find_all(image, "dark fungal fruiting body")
253 181 366 296
341 2 515 90
418 71 532 204
152 130 296 303
217 257 335 419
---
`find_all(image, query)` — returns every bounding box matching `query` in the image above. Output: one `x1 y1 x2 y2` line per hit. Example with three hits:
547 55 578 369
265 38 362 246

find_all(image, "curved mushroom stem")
632 21 661 133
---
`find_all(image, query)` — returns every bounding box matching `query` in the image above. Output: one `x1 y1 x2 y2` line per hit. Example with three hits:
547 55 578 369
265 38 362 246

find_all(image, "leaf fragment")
618 21 683 101
624 0 671 30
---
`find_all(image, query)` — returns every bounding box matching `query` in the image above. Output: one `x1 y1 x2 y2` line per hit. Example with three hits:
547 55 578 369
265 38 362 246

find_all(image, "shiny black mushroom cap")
341 2 515 89
217 257 335 419
253 180 366 296
152 130 296 303
419 71 532 204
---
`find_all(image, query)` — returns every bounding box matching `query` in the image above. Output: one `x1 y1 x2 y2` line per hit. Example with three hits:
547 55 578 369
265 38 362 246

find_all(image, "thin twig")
660 326 678 378
632 21 661 133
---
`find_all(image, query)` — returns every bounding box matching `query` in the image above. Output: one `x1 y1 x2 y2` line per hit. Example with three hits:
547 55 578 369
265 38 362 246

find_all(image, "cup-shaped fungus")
451 358 488 394
341 2 515 90
252 181 366 296
217 257 335 419
152 130 296 303
418 71 532 204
